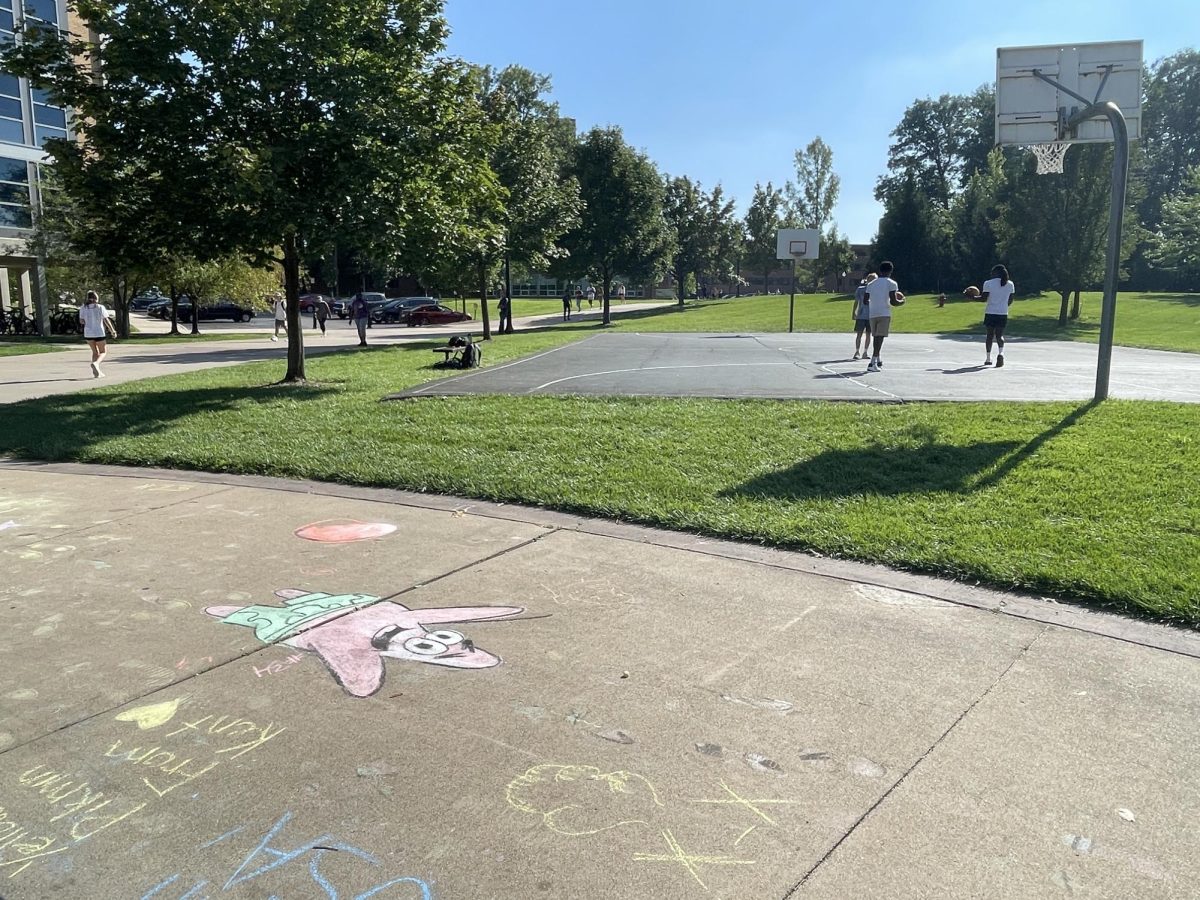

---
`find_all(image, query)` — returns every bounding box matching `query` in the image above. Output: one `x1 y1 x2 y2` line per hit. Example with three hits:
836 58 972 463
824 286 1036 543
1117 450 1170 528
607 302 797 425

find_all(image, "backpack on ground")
460 341 481 369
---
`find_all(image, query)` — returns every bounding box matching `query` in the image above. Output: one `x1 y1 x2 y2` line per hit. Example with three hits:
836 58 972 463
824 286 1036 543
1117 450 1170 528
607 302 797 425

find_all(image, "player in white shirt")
863 261 901 372
78 290 114 378
980 265 1016 367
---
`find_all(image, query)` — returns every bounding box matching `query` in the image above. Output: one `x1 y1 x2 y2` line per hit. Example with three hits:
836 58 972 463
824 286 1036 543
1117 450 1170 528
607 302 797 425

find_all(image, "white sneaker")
866 360 880 373
90 362 99 377
271 336 278 342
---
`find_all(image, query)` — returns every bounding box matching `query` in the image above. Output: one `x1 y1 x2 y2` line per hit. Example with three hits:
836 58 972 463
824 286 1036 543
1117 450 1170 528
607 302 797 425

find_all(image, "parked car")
376 296 438 324
406 304 472 327
331 298 348 319
178 300 256 323
297 293 332 313
130 291 165 310
146 298 181 319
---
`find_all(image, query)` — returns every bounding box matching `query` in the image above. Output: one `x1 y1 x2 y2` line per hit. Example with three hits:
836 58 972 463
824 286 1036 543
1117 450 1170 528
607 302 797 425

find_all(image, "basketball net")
1029 141 1071 175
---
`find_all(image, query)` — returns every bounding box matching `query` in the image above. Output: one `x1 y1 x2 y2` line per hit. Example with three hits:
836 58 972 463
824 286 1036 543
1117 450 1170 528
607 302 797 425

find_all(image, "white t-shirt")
586 287 595 299
982 278 1015 316
865 277 899 319
79 303 109 338
274 298 287 320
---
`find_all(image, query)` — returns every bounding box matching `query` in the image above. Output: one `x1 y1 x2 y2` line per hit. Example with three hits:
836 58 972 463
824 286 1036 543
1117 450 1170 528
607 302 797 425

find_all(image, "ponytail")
992 265 1009 286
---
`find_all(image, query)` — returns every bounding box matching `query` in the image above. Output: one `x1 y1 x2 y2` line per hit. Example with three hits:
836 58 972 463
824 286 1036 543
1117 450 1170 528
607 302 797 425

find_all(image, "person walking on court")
79 290 115 378
561 289 572 321
314 296 331 336
851 274 875 360
980 264 1016 367
498 291 514 334
864 261 901 373
349 292 370 347
271 292 287 341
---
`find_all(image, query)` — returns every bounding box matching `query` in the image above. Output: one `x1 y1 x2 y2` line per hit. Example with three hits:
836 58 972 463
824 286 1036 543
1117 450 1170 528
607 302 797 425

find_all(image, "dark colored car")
297 293 332 313
130 292 165 310
376 296 438 324
406 304 472 327
331 299 348 319
147 298 190 319
178 300 255 323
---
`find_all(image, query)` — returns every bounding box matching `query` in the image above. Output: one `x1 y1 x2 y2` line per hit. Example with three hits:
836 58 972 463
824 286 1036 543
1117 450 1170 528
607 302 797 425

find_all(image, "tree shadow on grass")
0 383 337 461
723 402 1097 499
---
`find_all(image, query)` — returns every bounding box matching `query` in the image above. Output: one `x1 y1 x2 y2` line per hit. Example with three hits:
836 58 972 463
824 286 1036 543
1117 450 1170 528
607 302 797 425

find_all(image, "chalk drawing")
688 781 795 826
506 764 664 836
631 829 755 890
139 810 432 899
205 589 525 698
115 698 185 731
294 521 398 543
0 520 19 531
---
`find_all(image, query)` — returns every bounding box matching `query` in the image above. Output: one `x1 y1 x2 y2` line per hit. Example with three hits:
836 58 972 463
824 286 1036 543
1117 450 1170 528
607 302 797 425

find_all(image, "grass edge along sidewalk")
2 325 1197 626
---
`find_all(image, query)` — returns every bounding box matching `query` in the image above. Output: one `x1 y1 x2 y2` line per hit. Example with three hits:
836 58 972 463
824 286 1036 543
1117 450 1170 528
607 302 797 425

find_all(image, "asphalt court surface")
392 332 1200 403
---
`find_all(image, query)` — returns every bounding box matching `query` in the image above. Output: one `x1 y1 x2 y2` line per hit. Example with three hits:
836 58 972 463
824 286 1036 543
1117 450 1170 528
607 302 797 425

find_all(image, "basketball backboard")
776 228 819 261
996 40 1143 145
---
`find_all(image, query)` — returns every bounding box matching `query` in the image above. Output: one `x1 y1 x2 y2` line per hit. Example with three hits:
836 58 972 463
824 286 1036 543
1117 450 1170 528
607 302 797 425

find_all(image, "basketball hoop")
1029 141 1071 175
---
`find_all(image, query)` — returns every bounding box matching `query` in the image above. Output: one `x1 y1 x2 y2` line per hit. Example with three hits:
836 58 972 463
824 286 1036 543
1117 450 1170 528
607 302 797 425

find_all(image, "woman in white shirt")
78 290 114 378
980 265 1016 368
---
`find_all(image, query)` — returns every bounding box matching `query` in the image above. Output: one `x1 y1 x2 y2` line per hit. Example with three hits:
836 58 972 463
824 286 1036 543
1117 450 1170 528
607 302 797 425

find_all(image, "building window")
31 87 64 146
0 155 30 227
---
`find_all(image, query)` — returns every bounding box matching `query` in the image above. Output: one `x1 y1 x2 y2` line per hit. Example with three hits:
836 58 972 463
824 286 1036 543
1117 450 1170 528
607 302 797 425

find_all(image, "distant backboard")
776 228 819 261
996 40 1143 145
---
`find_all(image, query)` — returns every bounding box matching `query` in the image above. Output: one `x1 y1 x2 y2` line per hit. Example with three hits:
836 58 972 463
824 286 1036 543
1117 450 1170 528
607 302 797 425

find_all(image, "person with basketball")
980 264 1016 367
863 261 903 373
79 290 116 378
851 273 875 359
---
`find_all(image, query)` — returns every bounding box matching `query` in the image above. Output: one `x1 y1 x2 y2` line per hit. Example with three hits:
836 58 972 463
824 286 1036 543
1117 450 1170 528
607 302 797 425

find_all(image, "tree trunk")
1070 289 1081 320
735 259 741 298
1057 290 1070 327
602 268 612 326
478 258 491 340
283 232 305 382
112 277 130 339
190 291 201 335
503 251 514 334
169 280 180 335
675 264 685 309
764 267 771 297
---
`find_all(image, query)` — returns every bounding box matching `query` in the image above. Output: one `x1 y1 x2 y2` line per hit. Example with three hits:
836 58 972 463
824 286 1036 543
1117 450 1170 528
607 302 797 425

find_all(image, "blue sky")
443 0 1198 244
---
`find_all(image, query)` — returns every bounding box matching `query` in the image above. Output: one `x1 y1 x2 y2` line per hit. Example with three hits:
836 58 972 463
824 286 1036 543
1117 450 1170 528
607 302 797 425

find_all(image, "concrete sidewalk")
1 461 1197 898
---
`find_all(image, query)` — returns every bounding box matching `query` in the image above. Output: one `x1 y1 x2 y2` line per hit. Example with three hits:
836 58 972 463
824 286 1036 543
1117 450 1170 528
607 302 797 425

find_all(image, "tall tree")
951 149 1008 288
873 174 942 292
8 0 498 381
786 137 841 291
560 127 671 325
662 177 737 307
743 182 786 296
876 92 984 211
1147 164 1200 280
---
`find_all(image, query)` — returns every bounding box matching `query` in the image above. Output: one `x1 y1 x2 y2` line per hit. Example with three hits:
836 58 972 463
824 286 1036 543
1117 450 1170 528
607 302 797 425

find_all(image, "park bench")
431 336 481 369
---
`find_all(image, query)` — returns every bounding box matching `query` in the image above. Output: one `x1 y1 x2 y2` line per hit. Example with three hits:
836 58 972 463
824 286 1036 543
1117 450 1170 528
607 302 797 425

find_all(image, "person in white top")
272 293 287 341
616 283 626 304
585 285 596 308
863 261 901 372
980 265 1016 367
78 290 115 378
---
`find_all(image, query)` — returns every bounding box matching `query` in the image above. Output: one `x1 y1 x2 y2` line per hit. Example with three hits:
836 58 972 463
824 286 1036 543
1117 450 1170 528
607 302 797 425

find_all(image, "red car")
406 304 472 327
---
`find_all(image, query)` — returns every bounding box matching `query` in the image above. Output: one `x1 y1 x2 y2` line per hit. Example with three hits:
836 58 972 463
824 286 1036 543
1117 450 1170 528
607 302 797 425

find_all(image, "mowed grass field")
631 291 1200 353
2 322 1196 625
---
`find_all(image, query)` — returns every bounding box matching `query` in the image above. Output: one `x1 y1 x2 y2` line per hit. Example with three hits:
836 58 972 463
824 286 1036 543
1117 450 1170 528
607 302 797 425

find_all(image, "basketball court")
389 332 1200 404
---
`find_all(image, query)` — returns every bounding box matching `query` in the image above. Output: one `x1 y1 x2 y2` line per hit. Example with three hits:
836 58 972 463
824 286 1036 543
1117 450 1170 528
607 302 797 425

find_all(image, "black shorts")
85 335 107 343
984 314 1008 329
854 319 870 334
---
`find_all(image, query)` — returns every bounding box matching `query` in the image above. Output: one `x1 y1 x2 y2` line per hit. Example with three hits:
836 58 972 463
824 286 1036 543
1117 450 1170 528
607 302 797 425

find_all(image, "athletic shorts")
984 314 1008 329
854 319 870 333
84 334 107 343
869 317 891 337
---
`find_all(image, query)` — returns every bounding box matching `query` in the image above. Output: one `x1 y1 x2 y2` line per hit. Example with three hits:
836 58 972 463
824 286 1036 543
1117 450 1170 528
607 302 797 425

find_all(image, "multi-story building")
0 0 74 332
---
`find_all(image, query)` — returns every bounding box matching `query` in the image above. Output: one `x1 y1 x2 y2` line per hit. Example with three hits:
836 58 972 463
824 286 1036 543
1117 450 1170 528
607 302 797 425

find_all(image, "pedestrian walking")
78 290 115 378
617 283 626 304
586 285 596 308
864 261 903 373
575 287 583 312
980 265 1016 367
315 297 331 336
498 292 514 334
561 289 572 321
349 292 370 347
851 274 875 360
271 293 287 341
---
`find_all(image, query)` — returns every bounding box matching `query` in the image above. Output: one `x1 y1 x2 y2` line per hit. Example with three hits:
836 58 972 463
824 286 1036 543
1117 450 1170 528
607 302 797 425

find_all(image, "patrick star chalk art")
206 589 525 698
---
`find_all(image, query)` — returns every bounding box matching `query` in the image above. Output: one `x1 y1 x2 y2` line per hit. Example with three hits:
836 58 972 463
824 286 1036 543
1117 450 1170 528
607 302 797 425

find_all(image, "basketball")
963 285 981 299
890 291 906 307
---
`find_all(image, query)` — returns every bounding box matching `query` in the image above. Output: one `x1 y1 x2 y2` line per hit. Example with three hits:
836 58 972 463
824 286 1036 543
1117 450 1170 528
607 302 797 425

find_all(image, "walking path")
0 461 1196 898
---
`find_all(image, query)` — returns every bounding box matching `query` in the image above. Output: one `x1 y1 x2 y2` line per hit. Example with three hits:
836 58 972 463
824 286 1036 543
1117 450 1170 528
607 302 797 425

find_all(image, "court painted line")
816 364 902 401
406 334 605 395
526 363 796 394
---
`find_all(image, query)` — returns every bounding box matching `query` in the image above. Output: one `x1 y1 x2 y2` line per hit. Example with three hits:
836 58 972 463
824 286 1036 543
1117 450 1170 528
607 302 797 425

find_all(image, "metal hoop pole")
788 258 796 333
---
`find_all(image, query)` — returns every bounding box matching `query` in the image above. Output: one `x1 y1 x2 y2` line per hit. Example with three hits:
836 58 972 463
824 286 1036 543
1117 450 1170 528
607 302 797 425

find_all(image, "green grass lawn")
639 291 1200 353
0 340 69 356
2 328 1196 625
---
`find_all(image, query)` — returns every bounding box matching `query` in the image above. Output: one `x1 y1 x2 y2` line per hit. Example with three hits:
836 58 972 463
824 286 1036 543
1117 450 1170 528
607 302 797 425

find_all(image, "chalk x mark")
632 829 755 891
689 780 795 826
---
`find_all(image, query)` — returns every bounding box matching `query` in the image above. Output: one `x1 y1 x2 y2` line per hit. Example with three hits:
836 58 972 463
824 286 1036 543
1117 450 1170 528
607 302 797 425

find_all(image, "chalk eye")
403 636 448 656
427 630 464 645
